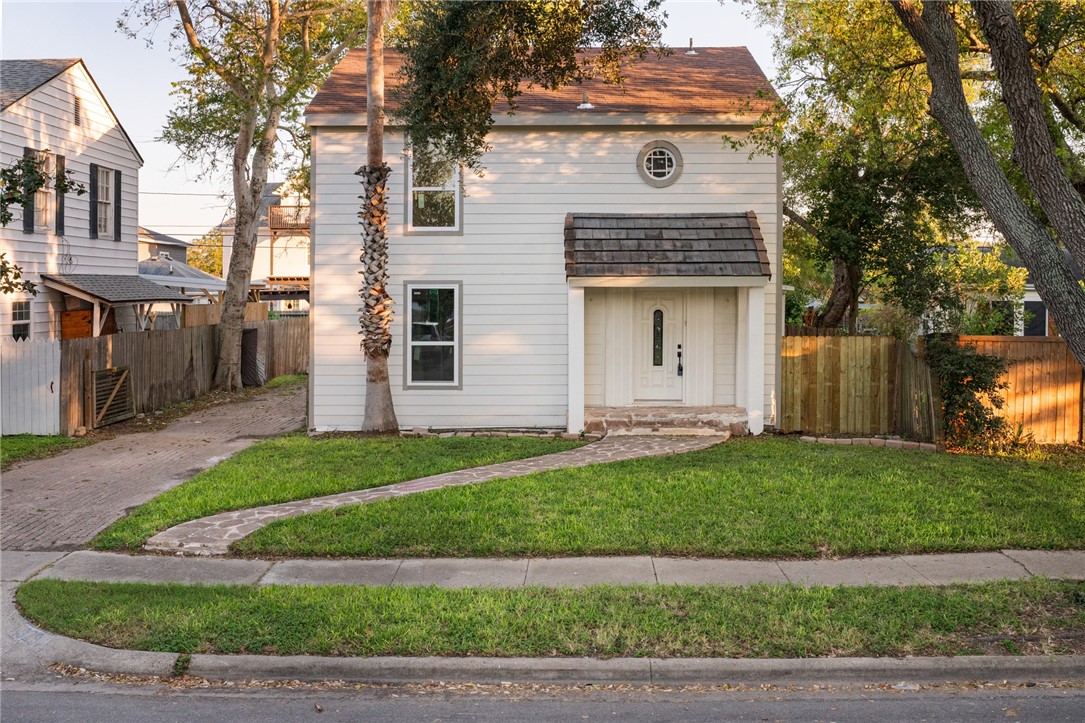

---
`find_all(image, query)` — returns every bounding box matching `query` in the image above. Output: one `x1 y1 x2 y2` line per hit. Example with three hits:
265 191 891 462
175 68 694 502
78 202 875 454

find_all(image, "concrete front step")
586 405 748 436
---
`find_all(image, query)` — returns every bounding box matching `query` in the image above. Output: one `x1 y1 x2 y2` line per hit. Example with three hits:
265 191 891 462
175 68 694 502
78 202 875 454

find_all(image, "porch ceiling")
564 212 771 279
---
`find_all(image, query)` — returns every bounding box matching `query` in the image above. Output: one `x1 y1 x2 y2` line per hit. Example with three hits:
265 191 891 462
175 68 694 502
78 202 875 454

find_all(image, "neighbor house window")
97 166 113 239
405 283 460 387
406 156 460 232
11 300 30 340
636 140 683 188
33 152 54 230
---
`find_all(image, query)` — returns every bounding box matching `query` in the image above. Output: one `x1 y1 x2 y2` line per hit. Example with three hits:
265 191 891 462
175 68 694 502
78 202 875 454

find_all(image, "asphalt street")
3 681 1084 723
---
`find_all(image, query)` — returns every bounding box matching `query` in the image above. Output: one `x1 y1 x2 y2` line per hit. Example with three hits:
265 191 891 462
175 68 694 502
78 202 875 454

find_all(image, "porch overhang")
568 275 769 288
565 212 772 280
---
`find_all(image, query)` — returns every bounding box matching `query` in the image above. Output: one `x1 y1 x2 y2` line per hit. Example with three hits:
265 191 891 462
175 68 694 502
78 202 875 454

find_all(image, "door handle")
677 344 683 376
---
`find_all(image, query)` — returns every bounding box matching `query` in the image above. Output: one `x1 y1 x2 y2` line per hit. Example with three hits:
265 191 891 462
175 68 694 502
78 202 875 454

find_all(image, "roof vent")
577 92 594 110
686 38 698 56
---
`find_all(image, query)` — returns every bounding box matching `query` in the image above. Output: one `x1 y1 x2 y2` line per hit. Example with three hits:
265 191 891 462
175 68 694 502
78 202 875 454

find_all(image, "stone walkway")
146 434 725 555
0 386 306 551
8 549 1084 588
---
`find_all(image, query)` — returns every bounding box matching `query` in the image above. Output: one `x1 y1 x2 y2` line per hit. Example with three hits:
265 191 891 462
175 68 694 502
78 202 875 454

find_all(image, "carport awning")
41 274 192 304
41 274 190 337
564 212 771 279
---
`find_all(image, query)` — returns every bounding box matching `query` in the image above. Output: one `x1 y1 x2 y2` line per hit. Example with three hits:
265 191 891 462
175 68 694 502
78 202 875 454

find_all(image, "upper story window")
11 300 30 341
90 163 121 241
97 167 113 238
33 151 54 231
636 140 683 188
406 156 461 233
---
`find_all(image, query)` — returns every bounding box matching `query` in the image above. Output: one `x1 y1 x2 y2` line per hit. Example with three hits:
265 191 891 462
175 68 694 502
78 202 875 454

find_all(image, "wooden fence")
781 333 1083 444
957 336 1083 444
183 302 269 328
58 317 308 434
783 336 907 437
784 324 849 337
0 337 61 435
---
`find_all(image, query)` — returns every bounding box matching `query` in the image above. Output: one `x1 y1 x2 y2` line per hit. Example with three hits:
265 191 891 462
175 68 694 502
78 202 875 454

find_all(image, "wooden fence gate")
0 337 61 435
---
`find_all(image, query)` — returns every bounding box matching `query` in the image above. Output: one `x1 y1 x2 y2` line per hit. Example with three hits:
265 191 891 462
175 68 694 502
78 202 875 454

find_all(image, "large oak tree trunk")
358 0 399 432
890 0 1085 369
815 258 860 331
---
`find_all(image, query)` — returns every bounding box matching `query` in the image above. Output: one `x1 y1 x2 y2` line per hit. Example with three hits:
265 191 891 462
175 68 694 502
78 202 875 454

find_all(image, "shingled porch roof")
564 212 771 278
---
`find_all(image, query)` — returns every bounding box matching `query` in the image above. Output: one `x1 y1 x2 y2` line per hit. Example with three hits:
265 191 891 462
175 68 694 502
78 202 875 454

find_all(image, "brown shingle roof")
307 47 778 117
565 212 772 278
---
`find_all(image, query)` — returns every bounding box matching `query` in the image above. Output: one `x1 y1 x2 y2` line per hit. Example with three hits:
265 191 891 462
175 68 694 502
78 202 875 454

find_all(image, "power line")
139 191 228 197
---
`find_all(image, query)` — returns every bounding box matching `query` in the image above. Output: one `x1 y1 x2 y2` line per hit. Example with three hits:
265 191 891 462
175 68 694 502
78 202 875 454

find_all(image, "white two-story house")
1 58 186 340
306 47 783 435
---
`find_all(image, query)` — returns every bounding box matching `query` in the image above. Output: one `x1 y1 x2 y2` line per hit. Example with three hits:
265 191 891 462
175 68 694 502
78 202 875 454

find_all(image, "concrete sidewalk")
0 386 306 551
5 549 1084 686
11 549 1085 589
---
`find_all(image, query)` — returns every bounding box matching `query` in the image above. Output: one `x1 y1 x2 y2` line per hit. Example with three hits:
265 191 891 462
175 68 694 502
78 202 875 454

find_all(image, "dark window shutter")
55 155 66 235
89 163 99 238
113 169 122 242
22 147 34 234
1024 301 1047 337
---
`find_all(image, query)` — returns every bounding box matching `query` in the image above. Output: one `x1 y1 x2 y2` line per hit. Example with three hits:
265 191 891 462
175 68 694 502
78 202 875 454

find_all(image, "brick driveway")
0 386 306 551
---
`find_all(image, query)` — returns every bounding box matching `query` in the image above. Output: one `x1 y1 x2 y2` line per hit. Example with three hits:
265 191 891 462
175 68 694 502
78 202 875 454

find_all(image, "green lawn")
1 434 91 469
92 435 581 551
237 438 1085 558
17 579 1084 658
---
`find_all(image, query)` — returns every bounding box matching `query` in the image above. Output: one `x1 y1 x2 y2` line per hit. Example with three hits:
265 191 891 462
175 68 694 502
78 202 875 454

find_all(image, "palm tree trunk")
358 0 399 432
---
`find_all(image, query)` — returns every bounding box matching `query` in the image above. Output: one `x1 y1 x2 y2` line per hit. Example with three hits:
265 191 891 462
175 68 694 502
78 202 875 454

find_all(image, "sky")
1 0 778 242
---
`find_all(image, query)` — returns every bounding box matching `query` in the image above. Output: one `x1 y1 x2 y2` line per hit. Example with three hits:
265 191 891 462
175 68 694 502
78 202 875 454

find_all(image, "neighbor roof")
307 47 779 117
41 274 190 304
565 212 772 278
0 58 79 109
138 227 193 249
139 257 226 293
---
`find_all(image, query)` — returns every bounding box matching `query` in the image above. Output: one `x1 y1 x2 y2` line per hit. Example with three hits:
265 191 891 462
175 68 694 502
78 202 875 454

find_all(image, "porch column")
567 286 585 433
745 286 766 435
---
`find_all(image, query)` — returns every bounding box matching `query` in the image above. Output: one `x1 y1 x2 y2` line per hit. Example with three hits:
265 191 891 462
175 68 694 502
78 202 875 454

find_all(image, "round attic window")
636 141 683 188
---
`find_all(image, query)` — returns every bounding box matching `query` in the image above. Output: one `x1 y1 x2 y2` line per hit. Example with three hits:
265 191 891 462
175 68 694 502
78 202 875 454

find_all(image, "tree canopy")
391 0 667 177
123 0 366 389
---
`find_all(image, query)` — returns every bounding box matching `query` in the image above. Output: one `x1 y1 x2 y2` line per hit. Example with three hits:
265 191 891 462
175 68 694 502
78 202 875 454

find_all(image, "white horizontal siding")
311 126 780 430
0 63 141 339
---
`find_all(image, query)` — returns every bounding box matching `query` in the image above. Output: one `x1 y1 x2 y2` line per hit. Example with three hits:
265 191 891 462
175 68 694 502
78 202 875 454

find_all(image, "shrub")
924 334 1009 447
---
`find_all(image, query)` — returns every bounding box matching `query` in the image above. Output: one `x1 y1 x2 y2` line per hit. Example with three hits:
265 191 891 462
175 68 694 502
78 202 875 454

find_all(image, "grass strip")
17 579 1084 659
1 434 91 469
237 437 1085 558
92 435 582 551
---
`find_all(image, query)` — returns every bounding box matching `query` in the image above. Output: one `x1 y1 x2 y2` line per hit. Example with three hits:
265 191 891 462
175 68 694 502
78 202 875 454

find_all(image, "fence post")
82 350 93 430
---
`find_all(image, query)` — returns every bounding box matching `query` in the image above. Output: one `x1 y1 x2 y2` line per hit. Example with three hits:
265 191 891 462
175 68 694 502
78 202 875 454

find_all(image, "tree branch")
174 0 249 99
783 203 822 242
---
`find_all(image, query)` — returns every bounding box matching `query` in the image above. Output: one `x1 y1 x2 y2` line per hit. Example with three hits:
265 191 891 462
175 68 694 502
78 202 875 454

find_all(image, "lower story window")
12 300 30 340
406 283 459 387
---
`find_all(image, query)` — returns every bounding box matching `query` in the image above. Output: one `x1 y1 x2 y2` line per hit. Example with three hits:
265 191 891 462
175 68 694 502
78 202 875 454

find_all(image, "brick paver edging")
145 434 725 556
799 435 938 451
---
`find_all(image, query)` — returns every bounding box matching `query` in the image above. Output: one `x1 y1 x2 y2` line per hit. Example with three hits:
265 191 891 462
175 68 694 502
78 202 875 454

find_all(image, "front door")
633 291 684 402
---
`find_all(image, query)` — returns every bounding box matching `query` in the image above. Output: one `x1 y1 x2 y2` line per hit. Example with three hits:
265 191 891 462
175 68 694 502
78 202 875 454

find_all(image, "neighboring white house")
0 59 186 339
306 48 783 434
219 180 310 312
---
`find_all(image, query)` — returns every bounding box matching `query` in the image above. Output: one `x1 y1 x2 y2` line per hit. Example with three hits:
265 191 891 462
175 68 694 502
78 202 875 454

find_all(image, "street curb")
183 653 1085 686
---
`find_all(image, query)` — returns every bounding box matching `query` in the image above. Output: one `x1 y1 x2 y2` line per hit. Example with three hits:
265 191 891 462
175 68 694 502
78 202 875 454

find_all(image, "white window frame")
33 151 54 232
404 281 461 389
11 299 31 340
405 156 462 234
97 166 114 240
